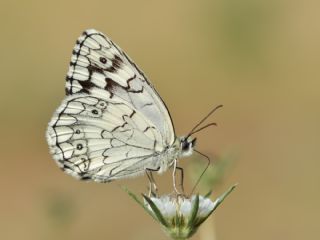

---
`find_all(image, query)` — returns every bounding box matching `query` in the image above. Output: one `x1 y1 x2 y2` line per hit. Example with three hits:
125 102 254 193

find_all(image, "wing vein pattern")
47 29 175 182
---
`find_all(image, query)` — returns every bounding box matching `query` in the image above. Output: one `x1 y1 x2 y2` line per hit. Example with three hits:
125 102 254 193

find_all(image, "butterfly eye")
181 141 189 151
99 57 107 64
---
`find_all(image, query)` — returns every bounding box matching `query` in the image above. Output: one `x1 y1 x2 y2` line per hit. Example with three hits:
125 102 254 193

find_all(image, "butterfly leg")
176 166 185 194
173 159 184 195
146 168 159 197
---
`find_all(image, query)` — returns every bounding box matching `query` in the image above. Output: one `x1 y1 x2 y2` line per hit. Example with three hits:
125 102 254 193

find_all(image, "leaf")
204 190 212 198
121 186 157 221
195 184 237 227
143 194 169 227
211 184 237 212
187 195 199 227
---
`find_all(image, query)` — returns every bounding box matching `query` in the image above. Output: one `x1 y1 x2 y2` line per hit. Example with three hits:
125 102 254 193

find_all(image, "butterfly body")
46 29 196 183
154 136 196 174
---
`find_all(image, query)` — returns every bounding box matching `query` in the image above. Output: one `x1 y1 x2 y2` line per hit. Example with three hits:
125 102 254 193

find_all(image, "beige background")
1 0 319 239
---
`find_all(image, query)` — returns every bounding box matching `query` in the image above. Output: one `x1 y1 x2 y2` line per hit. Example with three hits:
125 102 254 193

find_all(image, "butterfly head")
179 136 196 157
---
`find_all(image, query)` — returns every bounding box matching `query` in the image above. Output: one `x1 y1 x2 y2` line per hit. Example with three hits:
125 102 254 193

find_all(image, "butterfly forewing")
47 29 175 182
66 29 174 144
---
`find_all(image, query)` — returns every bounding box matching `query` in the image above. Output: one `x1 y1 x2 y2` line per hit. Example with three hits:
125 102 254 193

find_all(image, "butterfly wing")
47 29 175 182
66 29 175 145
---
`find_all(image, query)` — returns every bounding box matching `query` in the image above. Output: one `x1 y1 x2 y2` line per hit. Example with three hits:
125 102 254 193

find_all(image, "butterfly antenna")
187 122 217 137
189 150 211 196
186 105 223 138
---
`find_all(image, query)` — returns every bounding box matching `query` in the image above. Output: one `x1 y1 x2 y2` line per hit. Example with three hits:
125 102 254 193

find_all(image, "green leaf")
121 186 157 221
204 190 212 198
211 184 237 212
194 184 237 227
143 194 169 227
187 195 199 227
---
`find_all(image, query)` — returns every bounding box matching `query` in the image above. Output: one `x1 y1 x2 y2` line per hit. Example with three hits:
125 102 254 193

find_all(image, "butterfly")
46 29 220 191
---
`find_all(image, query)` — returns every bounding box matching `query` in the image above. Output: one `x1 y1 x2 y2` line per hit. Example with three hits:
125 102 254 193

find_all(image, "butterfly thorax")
157 136 196 174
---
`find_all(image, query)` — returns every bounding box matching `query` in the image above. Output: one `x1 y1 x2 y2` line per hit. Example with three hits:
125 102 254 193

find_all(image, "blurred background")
1 0 319 239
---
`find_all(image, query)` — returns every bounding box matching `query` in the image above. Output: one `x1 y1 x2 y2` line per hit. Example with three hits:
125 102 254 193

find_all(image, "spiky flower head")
125 185 236 240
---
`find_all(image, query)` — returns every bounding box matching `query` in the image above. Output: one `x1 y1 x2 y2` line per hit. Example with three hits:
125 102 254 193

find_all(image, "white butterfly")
46 29 219 189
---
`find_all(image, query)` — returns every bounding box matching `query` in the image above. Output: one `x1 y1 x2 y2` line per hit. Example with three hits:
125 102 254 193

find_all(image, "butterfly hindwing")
47 94 165 181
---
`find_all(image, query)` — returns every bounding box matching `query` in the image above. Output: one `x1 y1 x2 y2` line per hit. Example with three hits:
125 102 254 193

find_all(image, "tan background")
1 0 319 239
